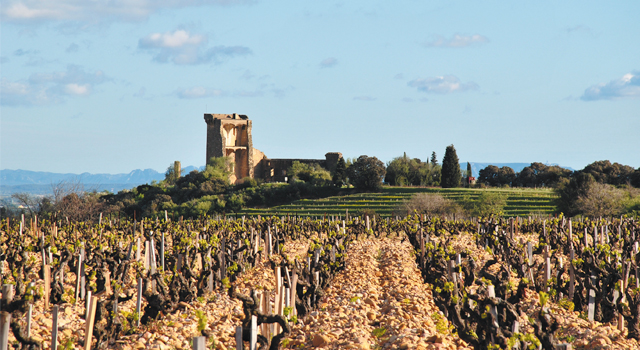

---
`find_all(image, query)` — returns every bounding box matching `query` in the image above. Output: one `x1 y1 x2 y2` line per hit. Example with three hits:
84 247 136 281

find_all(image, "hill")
238 186 558 218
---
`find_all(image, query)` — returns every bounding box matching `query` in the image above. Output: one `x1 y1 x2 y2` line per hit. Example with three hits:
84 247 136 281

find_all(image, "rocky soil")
3 233 640 350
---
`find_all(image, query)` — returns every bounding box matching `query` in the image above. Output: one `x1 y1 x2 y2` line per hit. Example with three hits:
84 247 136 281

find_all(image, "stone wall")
205 113 340 184
261 152 342 183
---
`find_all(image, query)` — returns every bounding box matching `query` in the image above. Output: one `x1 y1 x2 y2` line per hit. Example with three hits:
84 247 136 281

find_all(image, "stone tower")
204 113 263 184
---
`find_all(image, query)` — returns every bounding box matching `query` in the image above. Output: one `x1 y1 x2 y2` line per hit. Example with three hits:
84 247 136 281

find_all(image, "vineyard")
238 187 558 218
1 213 639 350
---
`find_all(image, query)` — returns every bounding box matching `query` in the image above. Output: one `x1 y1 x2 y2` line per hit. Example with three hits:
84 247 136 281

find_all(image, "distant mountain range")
1 162 571 197
0 166 203 196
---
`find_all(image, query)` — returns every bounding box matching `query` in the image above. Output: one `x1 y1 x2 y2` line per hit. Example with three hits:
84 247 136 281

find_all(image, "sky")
1 0 639 175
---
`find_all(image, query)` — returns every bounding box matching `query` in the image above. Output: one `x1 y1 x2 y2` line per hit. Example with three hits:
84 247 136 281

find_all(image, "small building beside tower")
204 113 341 184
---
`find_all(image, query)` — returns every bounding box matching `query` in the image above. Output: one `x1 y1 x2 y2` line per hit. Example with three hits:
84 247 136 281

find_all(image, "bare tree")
10 192 39 216
393 193 462 217
51 178 85 204
575 182 626 217
50 179 106 222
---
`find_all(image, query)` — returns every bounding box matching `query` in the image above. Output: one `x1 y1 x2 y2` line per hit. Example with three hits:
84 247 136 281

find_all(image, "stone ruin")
205 113 342 184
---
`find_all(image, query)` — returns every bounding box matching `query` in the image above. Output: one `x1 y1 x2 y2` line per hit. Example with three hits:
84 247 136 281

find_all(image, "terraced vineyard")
238 187 558 218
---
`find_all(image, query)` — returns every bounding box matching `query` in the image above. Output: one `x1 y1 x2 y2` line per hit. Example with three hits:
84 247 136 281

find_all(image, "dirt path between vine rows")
286 237 470 350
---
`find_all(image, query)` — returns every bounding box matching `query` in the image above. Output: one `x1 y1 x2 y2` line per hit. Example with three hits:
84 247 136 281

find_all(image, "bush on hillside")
461 192 508 217
574 183 627 217
393 193 462 217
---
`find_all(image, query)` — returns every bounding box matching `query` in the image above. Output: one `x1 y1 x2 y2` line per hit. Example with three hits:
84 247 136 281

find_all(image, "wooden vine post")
44 264 51 309
568 246 575 300
136 278 143 327
588 275 596 322
0 311 9 350
51 305 59 350
250 315 258 350
192 337 205 350
75 248 85 304
84 296 98 350
235 326 243 350
0 284 14 350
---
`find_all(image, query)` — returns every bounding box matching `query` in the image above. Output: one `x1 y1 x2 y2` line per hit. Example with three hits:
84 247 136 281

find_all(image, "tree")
430 152 438 165
385 156 411 186
441 145 461 188
347 155 386 191
515 162 571 188
632 168 640 188
478 165 516 187
310 169 332 186
497 166 516 187
287 161 315 182
385 154 442 186
203 157 231 182
556 172 596 216
575 182 626 217
10 192 40 216
582 160 635 186
478 165 500 186
466 162 472 178
165 161 183 185
332 157 347 187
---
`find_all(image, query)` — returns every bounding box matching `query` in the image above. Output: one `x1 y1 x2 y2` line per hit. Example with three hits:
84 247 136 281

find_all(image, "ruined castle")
204 113 342 184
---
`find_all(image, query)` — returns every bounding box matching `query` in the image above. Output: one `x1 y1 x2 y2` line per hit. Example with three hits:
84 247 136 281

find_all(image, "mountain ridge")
0 166 203 196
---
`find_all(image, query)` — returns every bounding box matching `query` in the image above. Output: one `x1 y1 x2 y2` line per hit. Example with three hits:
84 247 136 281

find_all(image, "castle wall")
205 113 341 184
263 158 328 182
205 117 224 163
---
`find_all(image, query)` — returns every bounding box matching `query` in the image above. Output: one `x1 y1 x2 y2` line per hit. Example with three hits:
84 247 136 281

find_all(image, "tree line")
476 161 640 189
473 160 640 217
2 144 638 220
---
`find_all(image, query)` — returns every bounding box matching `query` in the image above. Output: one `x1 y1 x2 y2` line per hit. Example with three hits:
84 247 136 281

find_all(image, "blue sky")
1 0 639 174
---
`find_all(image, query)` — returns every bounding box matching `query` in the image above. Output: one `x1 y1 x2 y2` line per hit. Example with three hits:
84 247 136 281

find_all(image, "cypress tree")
332 157 347 187
441 145 461 188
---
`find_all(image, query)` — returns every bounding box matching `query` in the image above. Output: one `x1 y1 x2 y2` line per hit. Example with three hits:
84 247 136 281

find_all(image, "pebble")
8 234 640 350
313 334 331 347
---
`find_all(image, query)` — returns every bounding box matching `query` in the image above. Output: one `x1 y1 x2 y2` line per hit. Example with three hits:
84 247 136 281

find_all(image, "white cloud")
1 0 254 23
64 83 90 95
175 83 291 99
1 65 108 106
581 72 640 101
141 30 205 48
139 29 251 65
424 34 489 48
176 86 225 99
408 75 478 94
320 57 337 68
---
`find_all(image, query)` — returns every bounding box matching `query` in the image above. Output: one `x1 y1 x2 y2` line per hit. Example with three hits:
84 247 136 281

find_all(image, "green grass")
237 186 558 218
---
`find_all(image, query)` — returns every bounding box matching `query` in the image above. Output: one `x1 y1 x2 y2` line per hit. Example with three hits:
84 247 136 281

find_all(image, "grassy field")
237 186 558 218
